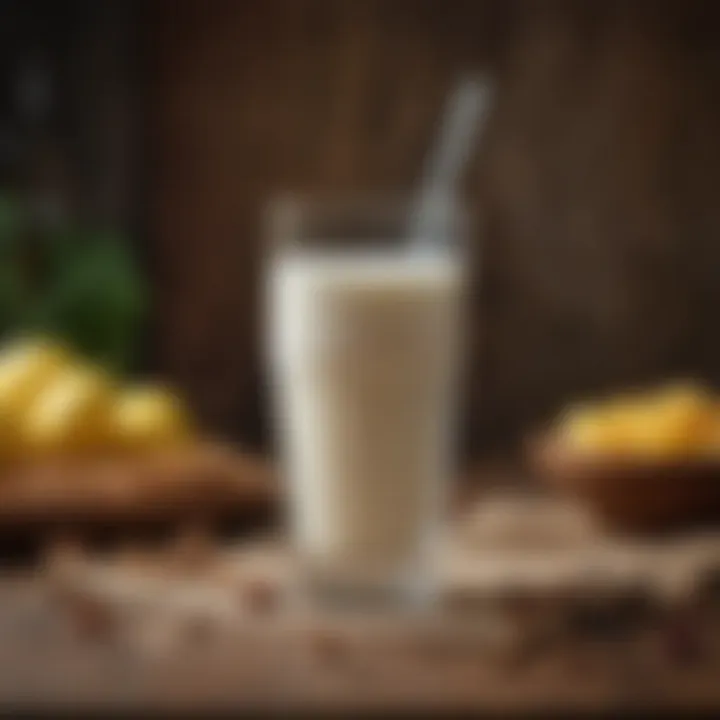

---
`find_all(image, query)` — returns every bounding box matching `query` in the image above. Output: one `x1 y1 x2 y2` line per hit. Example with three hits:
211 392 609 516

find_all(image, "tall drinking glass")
265 196 467 609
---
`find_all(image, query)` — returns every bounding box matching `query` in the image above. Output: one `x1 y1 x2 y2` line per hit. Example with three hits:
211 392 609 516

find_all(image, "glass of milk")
265 196 467 609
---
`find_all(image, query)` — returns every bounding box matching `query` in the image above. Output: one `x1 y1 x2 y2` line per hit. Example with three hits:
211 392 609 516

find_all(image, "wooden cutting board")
0 443 277 531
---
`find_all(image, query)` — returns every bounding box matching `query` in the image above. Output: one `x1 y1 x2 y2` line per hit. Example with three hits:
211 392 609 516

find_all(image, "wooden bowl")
0 442 277 531
529 433 720 533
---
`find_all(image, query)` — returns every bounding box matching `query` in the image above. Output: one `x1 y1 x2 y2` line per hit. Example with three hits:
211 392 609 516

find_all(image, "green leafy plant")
0 193 147 373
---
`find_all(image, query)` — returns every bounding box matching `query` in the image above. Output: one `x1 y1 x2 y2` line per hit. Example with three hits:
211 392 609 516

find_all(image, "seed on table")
309 628 349 662
169 524 216 574
65 592 118 643
240 576 281 615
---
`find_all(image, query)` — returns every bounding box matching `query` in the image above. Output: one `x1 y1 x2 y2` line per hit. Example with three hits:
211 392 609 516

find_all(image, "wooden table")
0 491 717 714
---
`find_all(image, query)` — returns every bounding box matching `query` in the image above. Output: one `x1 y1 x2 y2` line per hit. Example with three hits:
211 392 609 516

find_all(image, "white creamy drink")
269 253 463 598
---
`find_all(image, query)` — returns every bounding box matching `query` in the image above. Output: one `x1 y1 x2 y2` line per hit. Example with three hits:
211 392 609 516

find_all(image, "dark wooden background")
144 0 500 456
142 0 720 460
7 0 720 462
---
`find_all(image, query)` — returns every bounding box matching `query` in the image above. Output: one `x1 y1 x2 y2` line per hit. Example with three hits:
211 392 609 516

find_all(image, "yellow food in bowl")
0 335 198 461
0 410 21 462
559 381 720 460
0 337 71 420
21 365 116 457
559 404 627 455
110 385 193 451
0 337 74 461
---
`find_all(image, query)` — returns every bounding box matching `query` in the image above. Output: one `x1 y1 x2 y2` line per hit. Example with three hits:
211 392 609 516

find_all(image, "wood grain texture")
0 444 275 530
145 0 720 460
0 494 717 712
477 0 720 452
145 0 495 450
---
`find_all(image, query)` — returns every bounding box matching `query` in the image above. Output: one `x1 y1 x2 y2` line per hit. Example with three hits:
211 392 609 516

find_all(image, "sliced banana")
22 365 115 456
0 337 71 420
111 384 193 451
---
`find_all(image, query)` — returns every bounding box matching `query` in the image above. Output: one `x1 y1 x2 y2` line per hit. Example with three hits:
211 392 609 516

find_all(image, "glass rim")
264 193 472 250
265 191 468 218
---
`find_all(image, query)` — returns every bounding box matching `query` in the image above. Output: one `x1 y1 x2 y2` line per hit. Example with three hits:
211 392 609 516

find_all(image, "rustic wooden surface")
0 491 716 713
